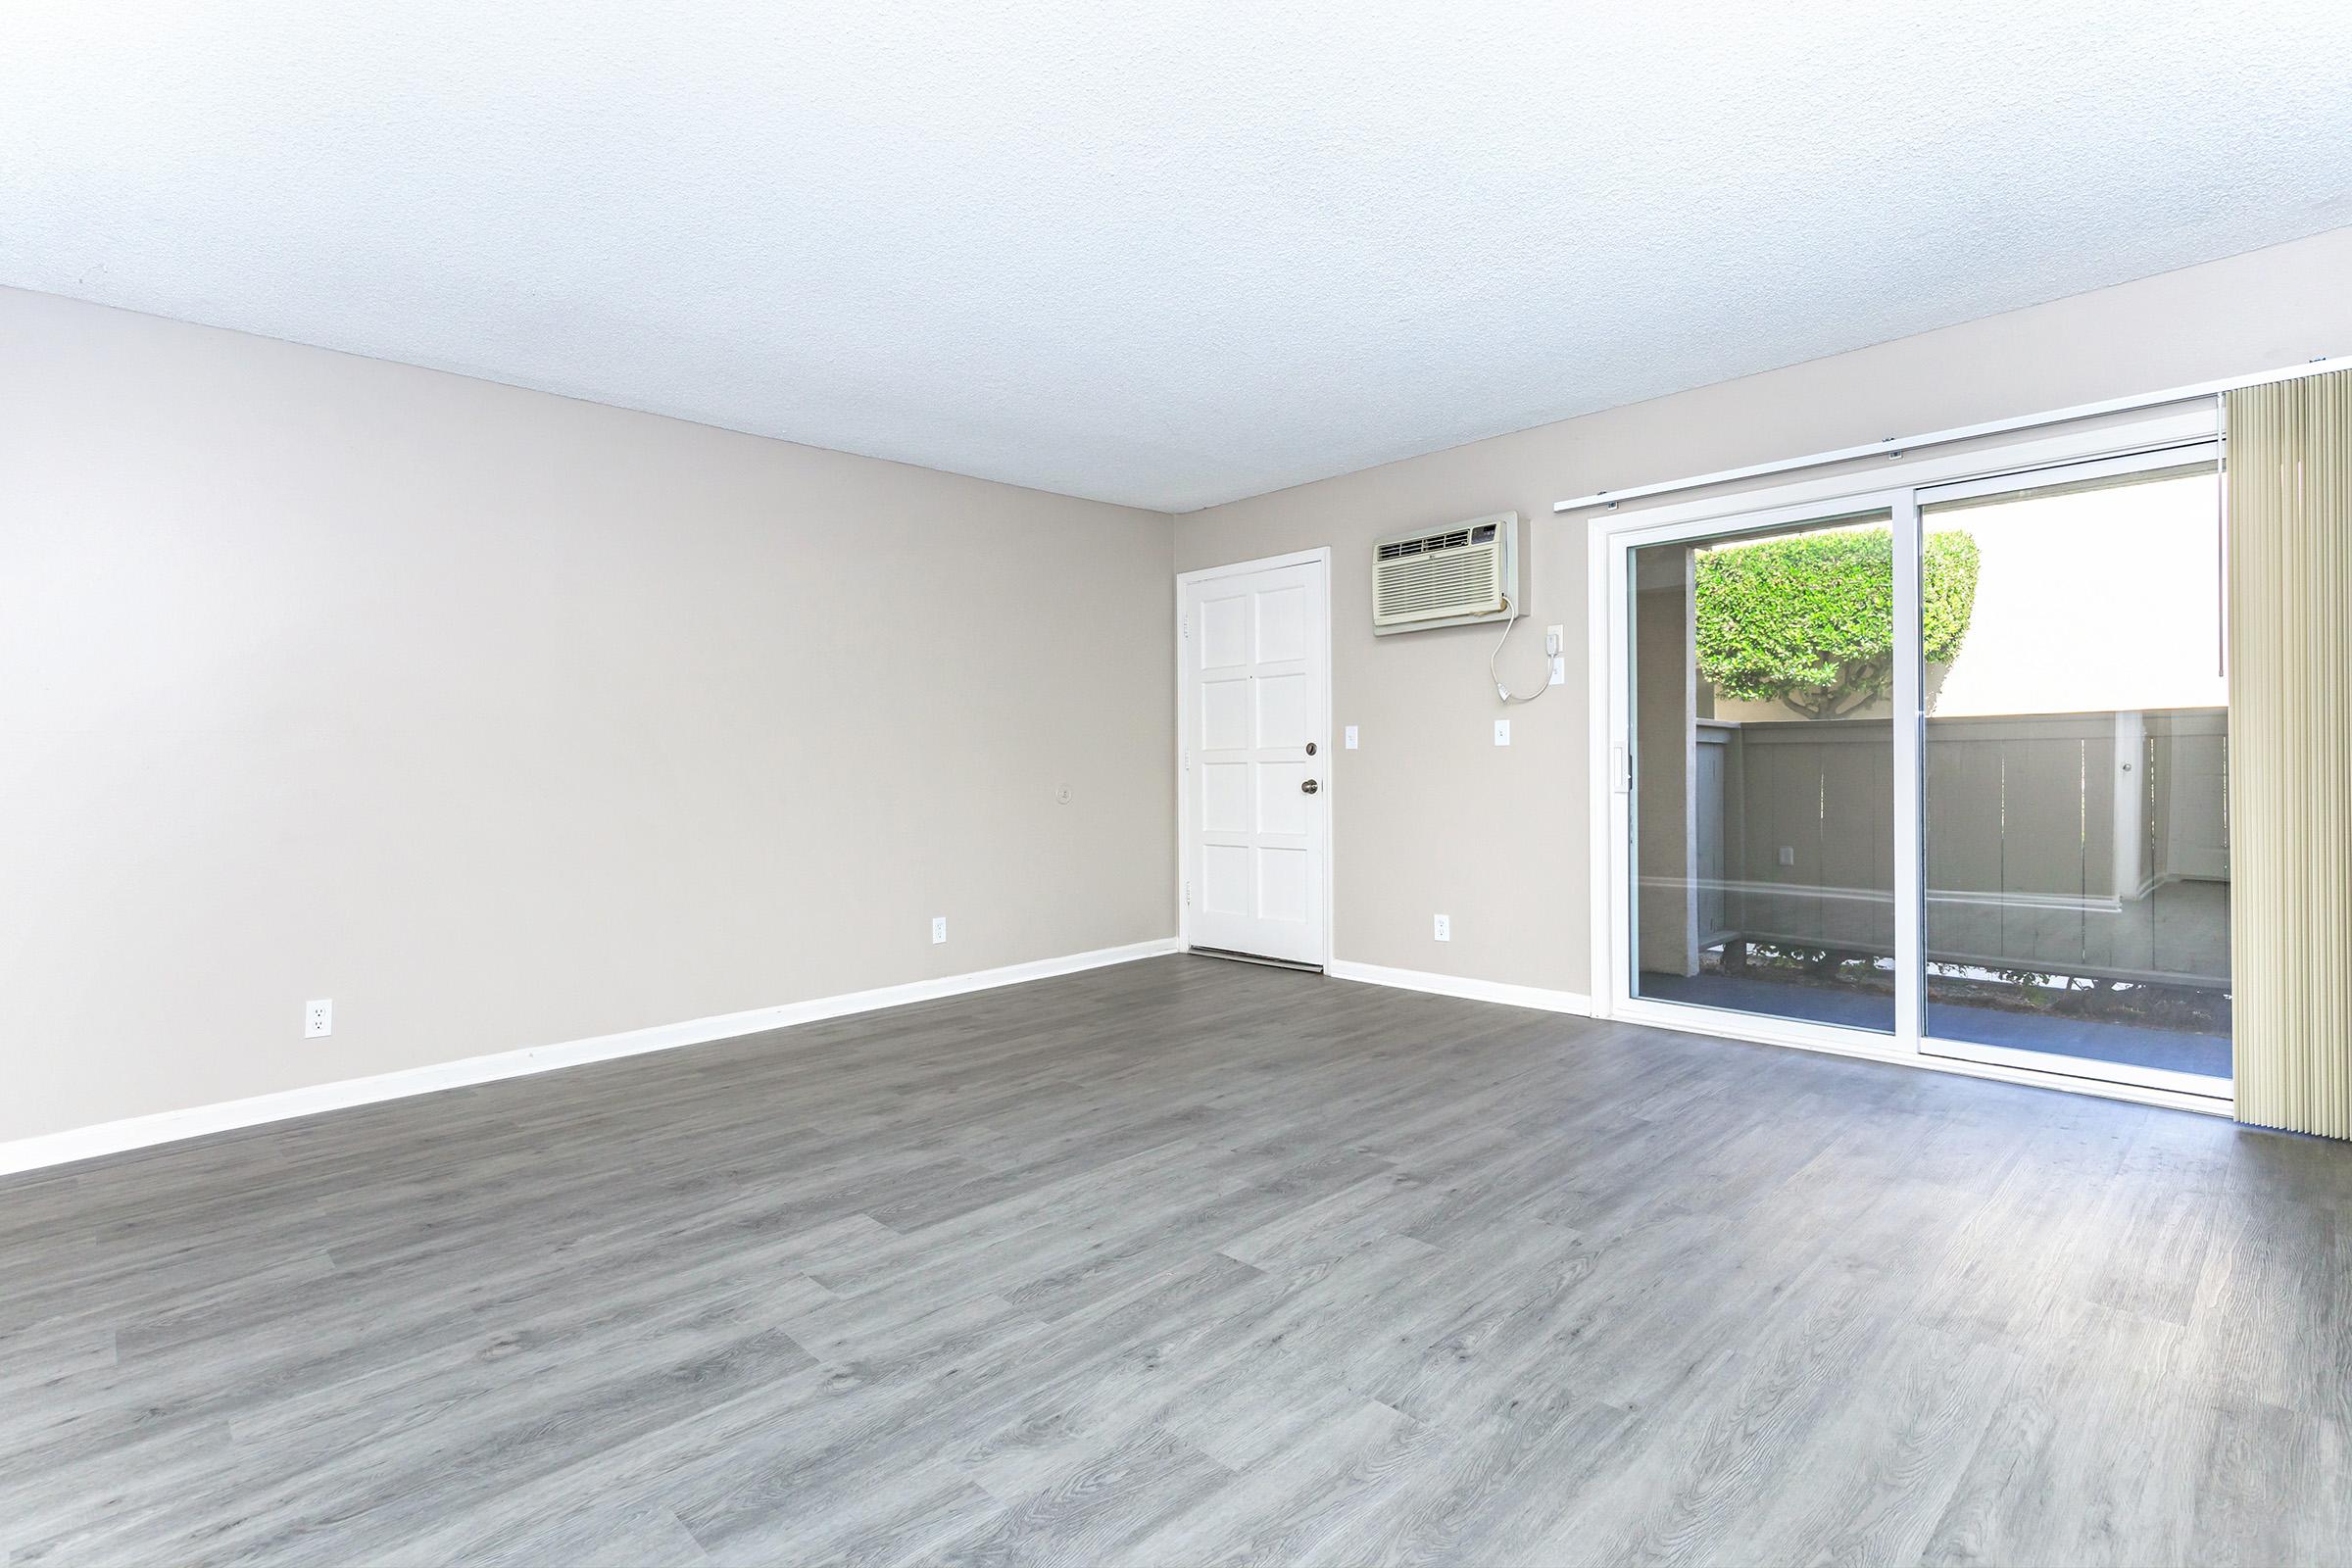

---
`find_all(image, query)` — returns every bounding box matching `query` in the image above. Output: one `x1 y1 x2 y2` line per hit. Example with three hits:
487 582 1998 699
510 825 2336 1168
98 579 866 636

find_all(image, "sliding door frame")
1912 441 2227 1101
1586 405 2231 1116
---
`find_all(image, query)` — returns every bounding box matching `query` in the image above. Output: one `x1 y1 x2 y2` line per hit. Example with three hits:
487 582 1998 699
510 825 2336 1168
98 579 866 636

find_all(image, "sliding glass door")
1916 450 2229 1094
1629 510 1898 1035
1606 416 2230 1103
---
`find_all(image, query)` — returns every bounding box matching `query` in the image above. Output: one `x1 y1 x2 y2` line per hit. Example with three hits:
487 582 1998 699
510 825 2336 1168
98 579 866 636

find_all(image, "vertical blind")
2228 368 2352 1139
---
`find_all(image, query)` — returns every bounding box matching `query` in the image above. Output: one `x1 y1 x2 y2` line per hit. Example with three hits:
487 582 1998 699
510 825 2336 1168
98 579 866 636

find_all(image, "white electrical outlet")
1546 624 1567 685
1494 719 1511 747
1434 913 1451 942
932 916 948 944
1344 725 1358 750
304 999 332 1039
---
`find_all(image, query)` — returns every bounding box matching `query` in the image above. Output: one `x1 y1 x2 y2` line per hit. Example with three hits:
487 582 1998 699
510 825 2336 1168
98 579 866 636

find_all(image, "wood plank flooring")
4 954 2348 1566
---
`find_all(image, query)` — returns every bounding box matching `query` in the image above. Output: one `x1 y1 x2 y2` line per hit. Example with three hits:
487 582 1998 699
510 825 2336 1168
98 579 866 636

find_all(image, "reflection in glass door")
1918 451 2230 1093
1630 510 1897 1034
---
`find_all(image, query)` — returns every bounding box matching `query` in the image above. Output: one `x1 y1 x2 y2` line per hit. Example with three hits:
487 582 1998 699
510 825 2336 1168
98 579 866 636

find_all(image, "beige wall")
1173 225 2352 997
0 288 1176 1143
10 226 2350 1144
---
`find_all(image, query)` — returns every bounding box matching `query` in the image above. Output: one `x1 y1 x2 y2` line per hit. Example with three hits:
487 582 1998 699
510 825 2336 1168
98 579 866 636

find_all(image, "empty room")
7 3 2352 1564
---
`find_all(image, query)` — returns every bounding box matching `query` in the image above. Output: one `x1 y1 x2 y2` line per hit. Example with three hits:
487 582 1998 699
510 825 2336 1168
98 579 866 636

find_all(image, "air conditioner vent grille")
1377 528 1472 561
1376 548 1500 616
1371 513 1518 633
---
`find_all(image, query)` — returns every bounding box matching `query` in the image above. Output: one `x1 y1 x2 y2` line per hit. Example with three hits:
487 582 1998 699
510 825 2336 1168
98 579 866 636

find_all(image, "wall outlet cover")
304 999 332 1039
1434 913 1451 941
931 916 948 943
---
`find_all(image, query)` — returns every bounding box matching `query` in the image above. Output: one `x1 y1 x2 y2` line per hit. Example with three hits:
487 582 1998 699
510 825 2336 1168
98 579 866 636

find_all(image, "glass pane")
1921 460 2230 1084
1631 511 1896 1033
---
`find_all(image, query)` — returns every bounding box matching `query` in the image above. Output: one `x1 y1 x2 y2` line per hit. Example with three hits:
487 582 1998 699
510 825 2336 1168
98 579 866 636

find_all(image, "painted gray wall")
0 288 1176 1143
1172 226 2352 997
10 225 2350 1143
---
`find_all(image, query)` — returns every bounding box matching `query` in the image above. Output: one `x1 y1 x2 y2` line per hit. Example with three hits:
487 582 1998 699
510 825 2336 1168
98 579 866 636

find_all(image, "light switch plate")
1494 719 1511 747
1344 725 1358 749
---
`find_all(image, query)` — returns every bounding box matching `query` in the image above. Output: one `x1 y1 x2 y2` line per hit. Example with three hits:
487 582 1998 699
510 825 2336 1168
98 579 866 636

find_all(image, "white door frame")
1175 547 1337 967
1584 406 2233 1115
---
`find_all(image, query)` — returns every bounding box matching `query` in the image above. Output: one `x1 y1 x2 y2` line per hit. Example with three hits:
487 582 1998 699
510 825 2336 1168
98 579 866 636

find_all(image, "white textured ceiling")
6 3 2350 512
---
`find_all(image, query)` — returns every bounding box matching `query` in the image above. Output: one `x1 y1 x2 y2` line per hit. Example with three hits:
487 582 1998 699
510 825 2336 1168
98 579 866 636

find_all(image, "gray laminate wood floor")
5 955 2349 1567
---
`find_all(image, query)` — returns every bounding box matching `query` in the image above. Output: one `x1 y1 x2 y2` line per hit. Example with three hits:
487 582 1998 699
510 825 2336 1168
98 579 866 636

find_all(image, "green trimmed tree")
1693 527 1980 719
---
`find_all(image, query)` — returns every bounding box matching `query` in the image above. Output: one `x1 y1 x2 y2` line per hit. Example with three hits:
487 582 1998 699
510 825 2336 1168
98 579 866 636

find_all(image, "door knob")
1301 779 1320 794
1305 742 1318 756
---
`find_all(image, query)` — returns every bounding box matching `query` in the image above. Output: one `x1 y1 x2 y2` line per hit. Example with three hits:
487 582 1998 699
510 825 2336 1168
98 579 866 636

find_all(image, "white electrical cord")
1490 597 1551 704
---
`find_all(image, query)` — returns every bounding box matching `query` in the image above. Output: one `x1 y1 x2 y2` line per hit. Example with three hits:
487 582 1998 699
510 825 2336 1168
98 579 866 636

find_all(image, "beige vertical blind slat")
2229 368 2352 1140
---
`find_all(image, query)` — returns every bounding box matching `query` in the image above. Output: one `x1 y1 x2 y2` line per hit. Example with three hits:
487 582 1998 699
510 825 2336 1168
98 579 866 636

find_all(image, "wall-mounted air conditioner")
1371 512 1519 634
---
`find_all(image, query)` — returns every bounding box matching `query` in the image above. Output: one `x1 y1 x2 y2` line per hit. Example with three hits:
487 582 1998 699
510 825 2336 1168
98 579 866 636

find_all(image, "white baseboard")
1326 959 1592 1017
0 937 1183 1178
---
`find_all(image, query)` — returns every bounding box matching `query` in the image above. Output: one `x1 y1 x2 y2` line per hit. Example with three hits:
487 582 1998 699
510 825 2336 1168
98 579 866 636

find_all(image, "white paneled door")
1179 552 1331 966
